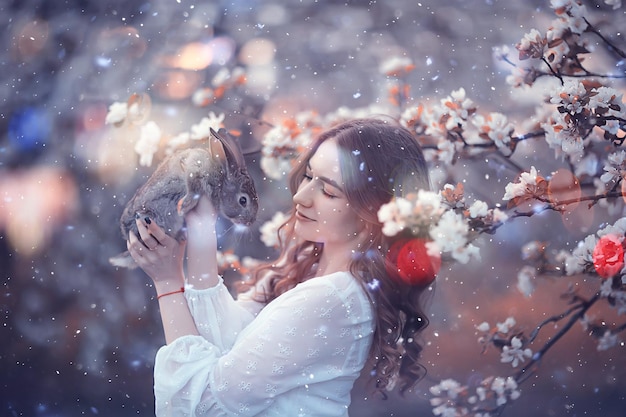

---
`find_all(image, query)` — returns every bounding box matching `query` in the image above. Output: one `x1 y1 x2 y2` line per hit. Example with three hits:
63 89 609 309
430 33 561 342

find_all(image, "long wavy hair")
242 117 433 396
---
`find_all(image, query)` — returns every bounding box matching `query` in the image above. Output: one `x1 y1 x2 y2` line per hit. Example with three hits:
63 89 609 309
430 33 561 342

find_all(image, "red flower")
593 234 624 279
387 238 441 286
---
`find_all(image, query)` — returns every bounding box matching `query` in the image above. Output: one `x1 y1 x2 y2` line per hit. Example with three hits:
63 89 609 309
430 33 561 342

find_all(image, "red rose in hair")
387 238 441 286
593 234 624 279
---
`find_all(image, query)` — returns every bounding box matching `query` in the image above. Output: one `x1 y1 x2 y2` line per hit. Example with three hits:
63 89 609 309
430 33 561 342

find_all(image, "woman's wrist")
157 287 185 300
154 280 185 297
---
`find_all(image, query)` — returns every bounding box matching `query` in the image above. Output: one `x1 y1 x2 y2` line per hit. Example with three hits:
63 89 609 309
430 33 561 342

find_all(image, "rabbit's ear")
210 128 245 172
208 129 227 166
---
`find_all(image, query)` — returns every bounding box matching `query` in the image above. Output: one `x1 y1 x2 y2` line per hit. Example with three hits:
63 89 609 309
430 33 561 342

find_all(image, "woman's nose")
293 180 313 206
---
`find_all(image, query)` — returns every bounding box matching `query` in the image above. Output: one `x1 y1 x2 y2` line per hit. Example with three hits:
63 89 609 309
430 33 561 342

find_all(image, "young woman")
127 118 433 416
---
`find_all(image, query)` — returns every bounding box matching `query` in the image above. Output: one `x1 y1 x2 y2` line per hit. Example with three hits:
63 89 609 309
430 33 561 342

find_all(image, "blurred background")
1 0 625 416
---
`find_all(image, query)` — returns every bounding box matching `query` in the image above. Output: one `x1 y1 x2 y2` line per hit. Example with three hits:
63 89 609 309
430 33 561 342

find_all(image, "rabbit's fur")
110 128 258 269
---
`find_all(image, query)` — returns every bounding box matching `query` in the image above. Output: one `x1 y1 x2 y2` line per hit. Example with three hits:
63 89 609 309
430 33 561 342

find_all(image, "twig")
492 292 601 416
537 191 625 208
584 18 626 59
526 302 586 344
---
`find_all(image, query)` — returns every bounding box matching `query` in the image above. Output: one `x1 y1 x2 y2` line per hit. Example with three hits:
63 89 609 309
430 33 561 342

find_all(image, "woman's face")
292 139 365 248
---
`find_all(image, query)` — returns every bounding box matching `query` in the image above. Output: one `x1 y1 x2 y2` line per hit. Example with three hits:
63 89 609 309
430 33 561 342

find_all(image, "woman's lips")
295 210 315 221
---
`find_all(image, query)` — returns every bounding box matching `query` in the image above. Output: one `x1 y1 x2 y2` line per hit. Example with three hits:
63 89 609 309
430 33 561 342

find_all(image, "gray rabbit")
110 128 258 269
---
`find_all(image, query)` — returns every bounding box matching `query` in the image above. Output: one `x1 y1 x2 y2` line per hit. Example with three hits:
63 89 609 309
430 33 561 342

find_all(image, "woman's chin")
294 223 322 244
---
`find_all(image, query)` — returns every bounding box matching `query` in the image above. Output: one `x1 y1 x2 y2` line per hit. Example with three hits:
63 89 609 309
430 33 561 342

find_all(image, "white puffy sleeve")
154 272 374 416
184 276 271 352
184 277 258 353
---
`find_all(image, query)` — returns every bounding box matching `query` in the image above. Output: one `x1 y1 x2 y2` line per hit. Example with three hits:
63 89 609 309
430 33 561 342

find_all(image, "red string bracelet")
157 287 185 300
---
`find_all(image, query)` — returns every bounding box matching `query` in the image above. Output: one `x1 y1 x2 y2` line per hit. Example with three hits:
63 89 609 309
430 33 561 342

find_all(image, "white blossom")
563 5 589 34
429 377 467 415
134 121 161 167
260 122 310 179
400 105 424 128
473 112 514 151
260 155 293 180
165 132 191 155
517 265 536 298
496 317 516 334
590 86 625 118
503 166 541 201
574 153 599 178
432 405 459 417
476 322 490 332
469 200 489 218
453 243 480 264
379 56 414 75
502 181 526 203
521 241 544 261
429 378 463 398
105 101 128 125
378 190 445 237
549 80 587 114
545 36 570 65
445 87 474 121
437 140 460 165
191 88 215 107
599 279 626 315
240 257 262 273
564 234 597 275
579 314 595 331
216 250 240 269
491 208 509 223
490 376 521 406
597 330 619 351
260 211 289 248
597 217 626 238
541 110 584 159
518 28 544 57
378 197 413 236
212 67 233 87
429 210 479 264
263 125 294 149
604 0 622 10
501 337 533 367
600 150 626 185
189 112 225 140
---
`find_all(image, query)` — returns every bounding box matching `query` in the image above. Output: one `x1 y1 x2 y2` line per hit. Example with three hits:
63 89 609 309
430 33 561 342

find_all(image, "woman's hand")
127 217 186 294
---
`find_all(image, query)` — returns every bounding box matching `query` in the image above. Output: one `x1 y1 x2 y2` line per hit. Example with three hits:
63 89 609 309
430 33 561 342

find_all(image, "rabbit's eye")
239 196 248 207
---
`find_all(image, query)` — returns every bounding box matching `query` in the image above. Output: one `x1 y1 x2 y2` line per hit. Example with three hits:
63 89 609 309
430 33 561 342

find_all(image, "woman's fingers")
127 230 145 256
135 216 163 250
144 217 170 246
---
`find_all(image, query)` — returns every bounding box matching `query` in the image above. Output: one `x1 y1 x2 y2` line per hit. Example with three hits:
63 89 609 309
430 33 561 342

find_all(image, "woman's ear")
356 220 375 247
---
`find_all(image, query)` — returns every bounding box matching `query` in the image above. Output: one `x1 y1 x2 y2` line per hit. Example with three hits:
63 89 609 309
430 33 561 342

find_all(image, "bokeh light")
0 166 78 255
8 107 51 151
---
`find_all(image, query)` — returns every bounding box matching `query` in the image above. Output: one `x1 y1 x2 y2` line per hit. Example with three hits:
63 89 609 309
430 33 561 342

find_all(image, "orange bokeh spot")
548 168 581 210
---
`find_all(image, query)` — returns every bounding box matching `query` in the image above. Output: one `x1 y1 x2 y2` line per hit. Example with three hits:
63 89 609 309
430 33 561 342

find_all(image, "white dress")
153 271 375 416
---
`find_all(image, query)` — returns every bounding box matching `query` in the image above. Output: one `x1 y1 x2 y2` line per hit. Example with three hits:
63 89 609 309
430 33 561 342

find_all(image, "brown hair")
244 117 433 396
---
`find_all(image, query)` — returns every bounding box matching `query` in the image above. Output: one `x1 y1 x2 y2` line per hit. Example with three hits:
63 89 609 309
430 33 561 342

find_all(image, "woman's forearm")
156 290 200 344
185 197 220 290
185 225 220 289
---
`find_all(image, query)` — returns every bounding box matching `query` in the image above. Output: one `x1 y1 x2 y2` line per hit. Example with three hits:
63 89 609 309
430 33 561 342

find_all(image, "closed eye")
302 172 337 199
